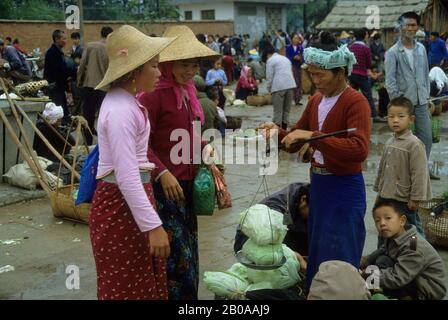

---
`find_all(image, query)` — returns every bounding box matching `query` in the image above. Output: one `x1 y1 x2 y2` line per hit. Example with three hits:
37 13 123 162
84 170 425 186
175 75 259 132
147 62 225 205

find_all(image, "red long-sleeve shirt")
236 76 258 93
279 87 371 175
138 88 207 182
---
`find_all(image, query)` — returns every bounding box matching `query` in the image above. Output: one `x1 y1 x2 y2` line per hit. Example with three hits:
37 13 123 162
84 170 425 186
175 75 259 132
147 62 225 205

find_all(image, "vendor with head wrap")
259 33 371 287
32 102 75 161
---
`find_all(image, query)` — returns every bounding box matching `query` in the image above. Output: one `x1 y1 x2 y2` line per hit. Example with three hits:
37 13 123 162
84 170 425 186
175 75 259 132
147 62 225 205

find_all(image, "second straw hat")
96 25 176 90
159 25 220 63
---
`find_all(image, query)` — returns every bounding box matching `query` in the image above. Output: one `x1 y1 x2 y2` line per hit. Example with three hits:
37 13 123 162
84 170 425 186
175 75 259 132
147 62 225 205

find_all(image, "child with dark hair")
360 199 446 300
205 58 227 109
194 75 219 134
207 87 226 137
374 96 432 244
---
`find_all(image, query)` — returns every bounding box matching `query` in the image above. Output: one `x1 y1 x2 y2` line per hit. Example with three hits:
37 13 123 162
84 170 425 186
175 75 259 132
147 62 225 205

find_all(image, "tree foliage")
0 0 64 20
287 0 337 33
0 0 179 21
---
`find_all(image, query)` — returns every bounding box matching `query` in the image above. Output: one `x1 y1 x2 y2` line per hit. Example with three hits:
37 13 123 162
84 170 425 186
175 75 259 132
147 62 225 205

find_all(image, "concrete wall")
0 101 44 176
234 4 266 39
0 20 234 54
178 2 234 21
234 4 287 39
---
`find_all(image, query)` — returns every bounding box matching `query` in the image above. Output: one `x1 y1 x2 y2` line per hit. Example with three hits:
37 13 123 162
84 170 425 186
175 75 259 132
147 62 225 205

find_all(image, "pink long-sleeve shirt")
96 88 162 232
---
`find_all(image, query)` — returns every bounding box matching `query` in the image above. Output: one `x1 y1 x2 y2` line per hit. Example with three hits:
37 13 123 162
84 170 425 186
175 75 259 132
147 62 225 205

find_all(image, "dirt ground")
1 88 447 300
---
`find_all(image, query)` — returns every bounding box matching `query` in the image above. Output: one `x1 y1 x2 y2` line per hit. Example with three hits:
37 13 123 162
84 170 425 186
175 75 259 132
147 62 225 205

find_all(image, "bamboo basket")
432 101 442 116
419 198 448 248
226 116 242 129
442 100 448 112
49 184 90 224
247 95 266 106
429 101 436 115
264 93 272 105
48 116 92 224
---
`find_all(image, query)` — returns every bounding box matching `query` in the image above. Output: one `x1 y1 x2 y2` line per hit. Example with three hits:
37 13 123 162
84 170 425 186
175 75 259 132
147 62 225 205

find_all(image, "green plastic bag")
227 263 249 281
240 204 287 245
203 271 248 299
246 245 300 289
193 165 216 215
241 239 284 266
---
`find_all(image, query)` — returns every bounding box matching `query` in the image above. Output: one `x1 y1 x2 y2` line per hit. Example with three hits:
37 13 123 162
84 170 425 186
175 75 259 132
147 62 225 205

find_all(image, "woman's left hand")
281 129 314 149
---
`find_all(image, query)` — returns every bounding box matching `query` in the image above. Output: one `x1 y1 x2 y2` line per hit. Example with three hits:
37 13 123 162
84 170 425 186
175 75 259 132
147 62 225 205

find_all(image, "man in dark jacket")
44 30 70 118
0 38 32 83
234 182 310 256
370 32 385 71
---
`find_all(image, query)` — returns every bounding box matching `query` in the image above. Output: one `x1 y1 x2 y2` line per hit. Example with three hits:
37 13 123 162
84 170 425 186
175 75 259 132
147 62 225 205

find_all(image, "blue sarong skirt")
307 171 367 286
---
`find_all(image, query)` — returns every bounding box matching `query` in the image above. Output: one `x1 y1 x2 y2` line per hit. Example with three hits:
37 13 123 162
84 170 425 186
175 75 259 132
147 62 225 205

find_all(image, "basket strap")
70 120 83 190
56 117 76 196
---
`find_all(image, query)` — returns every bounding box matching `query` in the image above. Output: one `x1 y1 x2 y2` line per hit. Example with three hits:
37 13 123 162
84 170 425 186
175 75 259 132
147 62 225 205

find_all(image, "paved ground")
1 87 447 300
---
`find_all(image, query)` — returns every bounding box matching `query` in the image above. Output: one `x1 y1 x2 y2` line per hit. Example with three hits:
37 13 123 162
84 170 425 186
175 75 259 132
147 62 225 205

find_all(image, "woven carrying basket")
247 95 267 106
48 116 92 224
226 116 242 129
432 101 442 116
419 198 448 248
264 93 272 105
49 184 90 224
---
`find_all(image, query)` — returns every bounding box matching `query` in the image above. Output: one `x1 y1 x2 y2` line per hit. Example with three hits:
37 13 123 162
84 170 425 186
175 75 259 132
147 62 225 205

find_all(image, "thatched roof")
317 0 429 30
171 0 308 4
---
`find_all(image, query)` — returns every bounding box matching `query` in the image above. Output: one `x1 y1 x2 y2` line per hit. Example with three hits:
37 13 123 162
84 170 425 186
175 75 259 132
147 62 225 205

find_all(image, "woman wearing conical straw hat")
138 25 219 300
89 25 175 300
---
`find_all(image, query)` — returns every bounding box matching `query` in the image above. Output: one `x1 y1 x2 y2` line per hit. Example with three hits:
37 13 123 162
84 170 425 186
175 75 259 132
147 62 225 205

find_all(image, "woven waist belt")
311 166 333 175
100 170 151 184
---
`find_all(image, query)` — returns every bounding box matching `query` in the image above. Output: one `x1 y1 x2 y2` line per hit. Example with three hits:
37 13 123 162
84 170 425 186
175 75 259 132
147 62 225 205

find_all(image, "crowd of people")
0 8 447 300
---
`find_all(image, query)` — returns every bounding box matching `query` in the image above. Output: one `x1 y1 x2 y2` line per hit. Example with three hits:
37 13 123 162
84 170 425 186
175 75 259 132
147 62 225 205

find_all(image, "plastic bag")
240 204 287 245
241 239 284 266
193 165 216 215
203 271 248 299
223 88 235 106
3 157 60 190
210 164 232 210
246 245 300 289
216 107 227 124
75 145 99 205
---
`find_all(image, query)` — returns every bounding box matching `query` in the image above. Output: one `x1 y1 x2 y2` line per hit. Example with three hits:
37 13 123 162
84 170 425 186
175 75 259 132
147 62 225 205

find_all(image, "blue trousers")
307 172 367 287
414 103 432 158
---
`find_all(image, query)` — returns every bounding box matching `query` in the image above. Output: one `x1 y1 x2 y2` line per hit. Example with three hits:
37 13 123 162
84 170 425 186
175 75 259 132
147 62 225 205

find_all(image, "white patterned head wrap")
304 44 357 76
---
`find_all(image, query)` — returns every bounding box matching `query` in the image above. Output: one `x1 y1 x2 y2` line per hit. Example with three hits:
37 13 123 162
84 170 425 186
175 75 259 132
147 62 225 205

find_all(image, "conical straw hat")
159 25 220 63
340 31 351 39
96 25 176 90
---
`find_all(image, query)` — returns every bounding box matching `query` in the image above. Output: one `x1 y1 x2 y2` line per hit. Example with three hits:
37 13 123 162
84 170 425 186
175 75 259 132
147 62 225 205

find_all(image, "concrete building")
171 0 308 38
